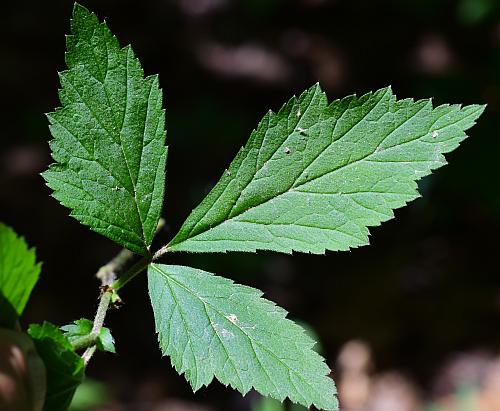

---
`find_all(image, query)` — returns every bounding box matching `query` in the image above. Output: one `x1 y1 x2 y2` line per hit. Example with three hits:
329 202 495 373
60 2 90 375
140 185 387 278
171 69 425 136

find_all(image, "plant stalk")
71 333 98 351
96 248 134 285
80 289 112 365
78 219 166 364
111 241 172 291
110 256 150 291
152 245 169 260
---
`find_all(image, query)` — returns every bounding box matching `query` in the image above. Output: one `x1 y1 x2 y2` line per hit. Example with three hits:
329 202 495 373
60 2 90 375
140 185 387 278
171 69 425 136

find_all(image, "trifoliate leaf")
43 4 167 255
28 322 85 411
0 223 41 328
148 264 337 410
61 318 116 353
167 85 484 254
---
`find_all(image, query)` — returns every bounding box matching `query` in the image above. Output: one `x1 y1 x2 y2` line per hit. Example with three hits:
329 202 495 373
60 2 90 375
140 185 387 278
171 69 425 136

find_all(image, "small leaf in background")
251 396 307 411
457 0 497 25
69 379 109 411
62 318 116 353
251 397 285 411
148 264 338 411
43 3 168 255
167 85 484 255
28 322 85 411
0 222 41 328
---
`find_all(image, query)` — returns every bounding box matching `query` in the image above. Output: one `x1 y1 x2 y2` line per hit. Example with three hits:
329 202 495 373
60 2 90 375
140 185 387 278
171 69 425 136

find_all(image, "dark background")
1 0 500 409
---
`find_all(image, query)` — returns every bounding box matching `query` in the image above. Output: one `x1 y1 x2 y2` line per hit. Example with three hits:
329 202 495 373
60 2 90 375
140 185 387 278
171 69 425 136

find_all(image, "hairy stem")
152 245 169 260
82 346 97 365
96 248 134 285
79 289 112 365
77 219 166 364
92 290 112 335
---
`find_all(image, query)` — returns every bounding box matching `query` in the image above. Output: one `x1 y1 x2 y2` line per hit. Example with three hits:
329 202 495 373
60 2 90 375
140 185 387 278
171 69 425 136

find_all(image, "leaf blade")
0 223 41 328
167 85 484 254
148 263 338 410
43 4 167 255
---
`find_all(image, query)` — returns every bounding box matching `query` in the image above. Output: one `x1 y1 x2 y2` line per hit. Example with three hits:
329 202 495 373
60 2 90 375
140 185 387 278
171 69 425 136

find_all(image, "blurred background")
1 0 500 410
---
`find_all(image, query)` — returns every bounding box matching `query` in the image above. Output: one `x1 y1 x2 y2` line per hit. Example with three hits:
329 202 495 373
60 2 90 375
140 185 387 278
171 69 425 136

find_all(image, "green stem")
78 219 166 364
92 290 112 335
71 334 98 351
111 239 173 291
111 256 150 291
108 218 166 290
80 290 112 364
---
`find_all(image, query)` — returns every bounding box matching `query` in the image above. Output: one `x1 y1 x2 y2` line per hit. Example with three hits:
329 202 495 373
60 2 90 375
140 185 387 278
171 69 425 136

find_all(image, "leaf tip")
475 103 487 116
72 2 90 19
312 81 323 93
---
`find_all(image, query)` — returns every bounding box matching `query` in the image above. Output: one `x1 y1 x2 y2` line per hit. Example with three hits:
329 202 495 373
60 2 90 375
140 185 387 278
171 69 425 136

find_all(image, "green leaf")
42 4 167 255
148 264 337 410
68 379 108 411
97 327 116 354
61 318 93 338
252 397 285 411
61 318 116 353
29 322 85 411
0 223 41 328
167 85 484 254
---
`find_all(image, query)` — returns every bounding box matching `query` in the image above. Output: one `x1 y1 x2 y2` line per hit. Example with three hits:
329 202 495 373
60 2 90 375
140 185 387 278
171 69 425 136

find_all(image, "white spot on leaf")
227 314 238 323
